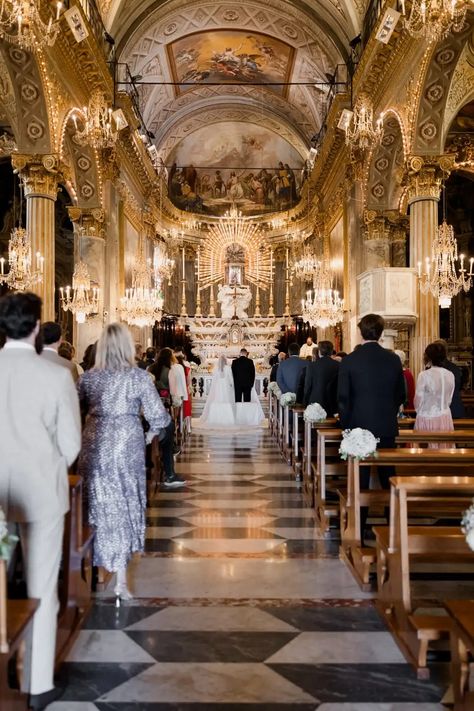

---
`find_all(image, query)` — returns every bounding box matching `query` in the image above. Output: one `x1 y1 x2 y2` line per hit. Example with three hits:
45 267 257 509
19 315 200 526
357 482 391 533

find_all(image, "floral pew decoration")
280 392 296 408
461 500 474 551
268 381 282 400
339 428 379 461
0 506 18 561
303 402 327 423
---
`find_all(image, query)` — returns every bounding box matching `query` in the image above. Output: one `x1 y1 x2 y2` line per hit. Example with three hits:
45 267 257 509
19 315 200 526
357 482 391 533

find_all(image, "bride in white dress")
197 355 265 429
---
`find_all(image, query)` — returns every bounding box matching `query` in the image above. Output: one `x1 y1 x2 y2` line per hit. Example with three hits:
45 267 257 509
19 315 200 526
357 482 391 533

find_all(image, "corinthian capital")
12 154 60 200
405 154 456 204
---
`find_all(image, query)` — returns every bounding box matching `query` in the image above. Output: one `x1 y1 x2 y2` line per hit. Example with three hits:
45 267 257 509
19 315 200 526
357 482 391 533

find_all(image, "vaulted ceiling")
103 0 367 215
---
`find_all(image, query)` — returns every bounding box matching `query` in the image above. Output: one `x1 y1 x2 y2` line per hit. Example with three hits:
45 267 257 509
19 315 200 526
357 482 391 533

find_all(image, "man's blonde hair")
95 322 135 370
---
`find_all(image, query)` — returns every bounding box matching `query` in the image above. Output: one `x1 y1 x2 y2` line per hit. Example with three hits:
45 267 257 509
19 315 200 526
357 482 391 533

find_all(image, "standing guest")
135 343 146 369
78 324 185 604
40 322 79 383
69 343 84 377
143 346 157 369
0 292 81 711
277 342 307 395
232 348 256 402
270 351 286 382
332 351 347 362
338 314 405 538
81 342 97 371
303 340 339 415
149 347 174 402
414 342 454 448
395 349 415 410
435 339 465 418
58 341 84 380
176 352 192 432
299 336 315 359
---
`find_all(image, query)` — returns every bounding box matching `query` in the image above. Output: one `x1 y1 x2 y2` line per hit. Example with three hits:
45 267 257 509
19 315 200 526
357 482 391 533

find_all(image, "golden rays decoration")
199 205 272 290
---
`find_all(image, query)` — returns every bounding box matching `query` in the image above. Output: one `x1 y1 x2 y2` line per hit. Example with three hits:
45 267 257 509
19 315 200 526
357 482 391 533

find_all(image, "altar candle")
0 257 4 275
182 247 185 277
197 246 200 280
470 257 474 276
56 1 62 20
270 249 273 275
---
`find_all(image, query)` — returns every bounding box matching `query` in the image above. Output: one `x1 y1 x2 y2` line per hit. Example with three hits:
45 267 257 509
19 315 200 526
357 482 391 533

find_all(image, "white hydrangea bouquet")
303 403 327 423
280 392 296 408
461 500 474 551
268 382 282 400
171 395 183 408
0 506 18 561
339 428 379 461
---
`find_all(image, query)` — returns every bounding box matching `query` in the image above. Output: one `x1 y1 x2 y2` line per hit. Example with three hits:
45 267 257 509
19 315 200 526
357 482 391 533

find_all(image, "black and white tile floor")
51 429 450 710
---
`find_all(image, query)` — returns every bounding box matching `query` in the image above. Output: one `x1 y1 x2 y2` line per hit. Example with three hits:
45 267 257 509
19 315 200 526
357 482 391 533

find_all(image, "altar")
186 316 285 363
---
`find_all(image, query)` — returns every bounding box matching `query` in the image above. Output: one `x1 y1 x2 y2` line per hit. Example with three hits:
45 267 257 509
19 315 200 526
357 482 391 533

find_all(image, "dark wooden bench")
373 474 474 677
302 418 339 509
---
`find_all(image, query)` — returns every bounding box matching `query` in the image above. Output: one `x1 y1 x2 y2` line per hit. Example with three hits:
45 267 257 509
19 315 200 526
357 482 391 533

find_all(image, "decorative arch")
413 15 473 155
366 113 405 212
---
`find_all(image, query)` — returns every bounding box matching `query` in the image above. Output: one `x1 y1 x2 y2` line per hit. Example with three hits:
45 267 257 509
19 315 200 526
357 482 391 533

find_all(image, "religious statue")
217 283 252 319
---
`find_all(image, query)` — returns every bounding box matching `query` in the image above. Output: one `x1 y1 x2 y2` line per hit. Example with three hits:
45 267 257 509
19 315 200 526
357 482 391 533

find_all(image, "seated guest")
270 351 286 382
338 314 405 539
41 321 79 382
0 292 81 711
435 339 465 418
277 342 307 396
303 340 339 415
78 324 185 604
395 349 415 410
414 342 454 448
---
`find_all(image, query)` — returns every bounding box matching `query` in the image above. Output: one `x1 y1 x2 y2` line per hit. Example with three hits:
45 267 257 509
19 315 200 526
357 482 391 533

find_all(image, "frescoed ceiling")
105 0 368 215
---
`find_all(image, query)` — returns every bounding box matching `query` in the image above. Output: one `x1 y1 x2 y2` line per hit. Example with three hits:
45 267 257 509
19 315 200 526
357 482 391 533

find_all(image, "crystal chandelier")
0 226 43 291
74 90 117 150
60 260 100 324
0 1 62 51
301 263 344 328
418 220 473 308
292 250 321 281
400 0 468 41
345 95 384 152
121 242 164 328
154 250 175 286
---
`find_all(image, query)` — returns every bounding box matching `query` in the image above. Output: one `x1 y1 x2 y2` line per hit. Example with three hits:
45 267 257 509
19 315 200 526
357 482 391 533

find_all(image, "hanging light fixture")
292 249 321 282
0 177 43 291
418 220 473 308
0 1 62 51
60 261 100 324
60 227 100 323
120 239 164 328
301 262 344 328
73 90 118 150
154 248 175 286
400 0 468 41
344 95 384 152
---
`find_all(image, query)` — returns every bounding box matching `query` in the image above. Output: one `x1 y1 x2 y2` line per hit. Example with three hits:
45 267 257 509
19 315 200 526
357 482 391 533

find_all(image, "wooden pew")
56 475 94 663
374 475 474 677
316 428 474 534
290 404 306 479
0 559 39 710
445 600 474 710
302 418 339 508
340 448 474 591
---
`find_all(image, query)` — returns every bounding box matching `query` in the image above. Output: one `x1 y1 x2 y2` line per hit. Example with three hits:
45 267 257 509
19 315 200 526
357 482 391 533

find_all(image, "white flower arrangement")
461 500 474 552
268 382 279 394
303 402 327 423
171 395 183 408
280 392 296 408
339 428 379 461
0 507 18 561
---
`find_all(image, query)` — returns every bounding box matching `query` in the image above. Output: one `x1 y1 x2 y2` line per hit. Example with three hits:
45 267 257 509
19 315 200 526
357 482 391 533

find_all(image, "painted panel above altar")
166 122 304 216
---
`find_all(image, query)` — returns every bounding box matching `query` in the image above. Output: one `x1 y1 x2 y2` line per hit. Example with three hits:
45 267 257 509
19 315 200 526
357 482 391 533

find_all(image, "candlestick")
209 283 215 317
268 249 274 317
56 2 62 20
254 285 261 318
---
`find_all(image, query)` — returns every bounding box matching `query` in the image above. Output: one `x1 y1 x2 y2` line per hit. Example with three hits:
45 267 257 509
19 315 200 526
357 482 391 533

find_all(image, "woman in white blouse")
414 341 455 448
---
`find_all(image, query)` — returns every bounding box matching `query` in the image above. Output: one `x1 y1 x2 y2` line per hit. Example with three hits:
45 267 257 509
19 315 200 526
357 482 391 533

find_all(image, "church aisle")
53 430 448 710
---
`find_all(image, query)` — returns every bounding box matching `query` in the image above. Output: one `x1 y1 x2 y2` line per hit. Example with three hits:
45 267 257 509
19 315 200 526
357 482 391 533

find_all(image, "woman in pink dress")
414 342 455 449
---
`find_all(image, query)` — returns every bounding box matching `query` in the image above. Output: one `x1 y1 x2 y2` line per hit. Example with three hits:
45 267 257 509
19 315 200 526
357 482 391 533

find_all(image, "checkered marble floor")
53 429 450 710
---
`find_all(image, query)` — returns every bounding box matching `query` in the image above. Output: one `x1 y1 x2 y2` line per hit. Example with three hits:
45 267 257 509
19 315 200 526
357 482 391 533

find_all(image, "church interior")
1 0 474 709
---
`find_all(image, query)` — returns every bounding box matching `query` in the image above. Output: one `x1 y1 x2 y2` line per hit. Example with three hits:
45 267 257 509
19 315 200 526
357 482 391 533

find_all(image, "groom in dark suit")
232 348 255 402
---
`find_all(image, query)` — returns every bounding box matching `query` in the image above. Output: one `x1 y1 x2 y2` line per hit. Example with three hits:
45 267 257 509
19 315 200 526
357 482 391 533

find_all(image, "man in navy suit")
277 342 307 397
338 313 405 538
303 340 339 415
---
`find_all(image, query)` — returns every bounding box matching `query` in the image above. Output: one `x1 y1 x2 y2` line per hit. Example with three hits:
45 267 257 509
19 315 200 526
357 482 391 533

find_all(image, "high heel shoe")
114 583 133 607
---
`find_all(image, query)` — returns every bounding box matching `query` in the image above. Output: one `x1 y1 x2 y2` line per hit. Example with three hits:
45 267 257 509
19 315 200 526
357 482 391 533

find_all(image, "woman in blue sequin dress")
77 323 171 600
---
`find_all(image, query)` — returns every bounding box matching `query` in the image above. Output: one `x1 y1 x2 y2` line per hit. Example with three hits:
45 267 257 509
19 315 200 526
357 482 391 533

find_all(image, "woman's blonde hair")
94 322 135 370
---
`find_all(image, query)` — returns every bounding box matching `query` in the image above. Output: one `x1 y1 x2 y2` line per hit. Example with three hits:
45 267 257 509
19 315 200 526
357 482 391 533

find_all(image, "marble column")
14 156 59 321
407 164 442 376
344 167 365 350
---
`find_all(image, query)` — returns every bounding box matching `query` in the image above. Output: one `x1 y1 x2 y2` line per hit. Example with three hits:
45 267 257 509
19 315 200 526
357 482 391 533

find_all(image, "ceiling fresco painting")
167 121 305 216
167 30 295 97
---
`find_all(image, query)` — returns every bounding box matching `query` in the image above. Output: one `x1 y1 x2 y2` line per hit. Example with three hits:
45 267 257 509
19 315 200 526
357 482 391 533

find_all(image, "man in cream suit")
40 321 79 382
0 292 81 710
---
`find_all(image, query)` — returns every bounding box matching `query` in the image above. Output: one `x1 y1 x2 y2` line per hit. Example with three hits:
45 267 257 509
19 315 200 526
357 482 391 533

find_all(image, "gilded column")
406 157 447 375
13 155 59 321
363 211 391 270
